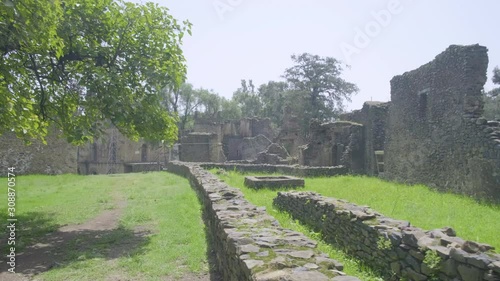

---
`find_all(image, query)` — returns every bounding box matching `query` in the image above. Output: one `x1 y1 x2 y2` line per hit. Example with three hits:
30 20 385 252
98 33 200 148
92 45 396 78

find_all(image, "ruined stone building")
77 127 166 174
179 117 283 163
0 126 165 175
383 44 499 200
298 44 500 201
1 44 498 200
0 127 78 176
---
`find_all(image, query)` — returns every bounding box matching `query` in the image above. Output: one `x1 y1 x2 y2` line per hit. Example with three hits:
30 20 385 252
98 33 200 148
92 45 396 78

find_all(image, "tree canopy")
1 0 191 144
283 53 358 122
484 66 500 120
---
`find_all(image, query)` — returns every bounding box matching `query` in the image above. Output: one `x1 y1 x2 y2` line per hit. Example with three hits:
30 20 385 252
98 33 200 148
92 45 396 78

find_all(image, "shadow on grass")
0 211 61 254
0 211 150 277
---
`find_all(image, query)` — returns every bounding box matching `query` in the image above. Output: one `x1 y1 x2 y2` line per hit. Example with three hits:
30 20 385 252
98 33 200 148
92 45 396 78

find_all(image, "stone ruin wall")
0 125 164 176
166 161 360 281
200 162 348 177
299 120 365 173
340 101 390 176
385 44 500 201
274 191 500 281
184 118 277 162
0 127 77 176
78 128 163 174
179 133 226 163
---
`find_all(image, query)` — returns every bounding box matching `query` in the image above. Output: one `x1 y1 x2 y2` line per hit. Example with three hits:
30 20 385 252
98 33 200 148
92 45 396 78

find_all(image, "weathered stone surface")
239 244 260 253
440 258 458 277
273 190 500 281
167 162 356 281
287 250 314 259
0 127 78 176
457 264 482 281
244 175 305 190
402 230 426 248
288 271 329 281
384 44 500 203
244 259 264 269
489 261 500 273
406 268 427 281
201 162 348 177
315 257 344 270
298 121 365 174
462 240 495 254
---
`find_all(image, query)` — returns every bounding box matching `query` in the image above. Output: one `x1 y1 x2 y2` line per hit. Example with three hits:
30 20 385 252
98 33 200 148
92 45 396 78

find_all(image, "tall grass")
215 170 500 279
216 171 385 280
219 172 500 249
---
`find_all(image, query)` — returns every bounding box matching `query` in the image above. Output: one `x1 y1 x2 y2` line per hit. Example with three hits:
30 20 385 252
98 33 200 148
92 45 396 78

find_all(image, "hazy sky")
139 0 499 110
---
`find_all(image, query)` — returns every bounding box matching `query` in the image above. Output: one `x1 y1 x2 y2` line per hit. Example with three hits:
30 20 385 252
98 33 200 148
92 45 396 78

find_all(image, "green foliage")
257 81 289 125
493 66 500 85
232 79 262 118
283 53 358 128
1 0 191 144
376 236 392 250
484 66 500 120
423 250 442 280
484 93 500 120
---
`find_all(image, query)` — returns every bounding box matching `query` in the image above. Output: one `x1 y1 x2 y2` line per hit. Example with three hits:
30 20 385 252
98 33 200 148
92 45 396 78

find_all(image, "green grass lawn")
214 170 500 280
0 172 208 281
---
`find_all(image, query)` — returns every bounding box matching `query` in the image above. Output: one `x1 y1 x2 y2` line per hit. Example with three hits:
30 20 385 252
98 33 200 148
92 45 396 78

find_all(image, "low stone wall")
124 162 162 173
200 163 348 177
274 191 500 281
167 161 360 281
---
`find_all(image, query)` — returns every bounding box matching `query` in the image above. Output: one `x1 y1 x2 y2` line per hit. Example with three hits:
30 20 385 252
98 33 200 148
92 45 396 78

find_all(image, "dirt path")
0 194 215 281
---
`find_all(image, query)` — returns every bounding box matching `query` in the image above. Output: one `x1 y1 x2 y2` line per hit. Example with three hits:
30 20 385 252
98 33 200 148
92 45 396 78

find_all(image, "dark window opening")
418 91 428 119
92 143 98 162
110 142 117 163
141 144 148 162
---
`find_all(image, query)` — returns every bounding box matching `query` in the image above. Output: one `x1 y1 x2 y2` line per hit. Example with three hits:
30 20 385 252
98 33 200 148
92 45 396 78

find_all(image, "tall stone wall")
179 133 226 163
0 128 78 175
274 191 500 281
77 127 164 175
166 162 360 281
191 118 276 161
341 102 390 175
299 121 365 173
385 44 500 201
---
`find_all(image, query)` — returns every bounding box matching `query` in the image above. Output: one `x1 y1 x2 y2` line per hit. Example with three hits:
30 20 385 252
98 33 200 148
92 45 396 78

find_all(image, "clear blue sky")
138 0 499 110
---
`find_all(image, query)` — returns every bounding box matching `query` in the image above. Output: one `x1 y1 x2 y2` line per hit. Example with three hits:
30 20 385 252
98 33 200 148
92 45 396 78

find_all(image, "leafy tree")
283 53 358 127
162 83 202 131
258 81 289 125
232 79 262 118
197 88 222 120
0 0 191 144
493 66 500 86
484 66 500 120
220 98 242 120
